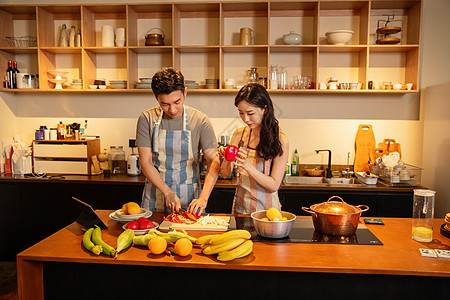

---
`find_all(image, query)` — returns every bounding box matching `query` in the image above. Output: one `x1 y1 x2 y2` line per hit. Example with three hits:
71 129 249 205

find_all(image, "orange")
126 202 141 215
174 238 193 257
148 236 167 255
122 203 129 214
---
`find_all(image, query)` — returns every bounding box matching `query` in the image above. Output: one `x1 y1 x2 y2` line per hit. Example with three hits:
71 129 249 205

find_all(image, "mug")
240 27 254 45
349 82 358 90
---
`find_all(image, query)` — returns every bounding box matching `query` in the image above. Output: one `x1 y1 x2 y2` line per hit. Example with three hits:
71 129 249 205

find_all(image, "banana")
92 226 116 258
82 228 103 255
150 229 197 243
133 234 155 246
217 240 253 262
202 238 246 255
196 234 220 245
209 230 251 245
235 245 253 259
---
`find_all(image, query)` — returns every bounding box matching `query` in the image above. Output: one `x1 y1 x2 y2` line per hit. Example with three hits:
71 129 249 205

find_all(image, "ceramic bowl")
393 83 402 90
98 85 107 89
89 85 97 89
325 30 354 45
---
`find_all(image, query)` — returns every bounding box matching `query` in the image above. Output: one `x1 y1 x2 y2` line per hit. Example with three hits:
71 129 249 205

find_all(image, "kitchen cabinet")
0 1 421 93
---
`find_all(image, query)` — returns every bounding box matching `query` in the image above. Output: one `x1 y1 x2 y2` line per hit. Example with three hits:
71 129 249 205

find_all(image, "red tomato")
126 221 139 230
136 217 148 223
224 144 239 161
139 221 154 230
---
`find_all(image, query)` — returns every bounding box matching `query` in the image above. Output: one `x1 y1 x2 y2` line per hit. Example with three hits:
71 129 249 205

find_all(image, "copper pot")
145 28 165 46
302 196 369 236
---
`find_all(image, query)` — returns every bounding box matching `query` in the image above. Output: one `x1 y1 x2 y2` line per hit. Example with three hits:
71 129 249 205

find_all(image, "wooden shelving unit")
0 1 422 93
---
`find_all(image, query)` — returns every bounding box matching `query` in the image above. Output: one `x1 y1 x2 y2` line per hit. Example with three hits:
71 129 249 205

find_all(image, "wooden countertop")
0 174 420 191
18 210 449 277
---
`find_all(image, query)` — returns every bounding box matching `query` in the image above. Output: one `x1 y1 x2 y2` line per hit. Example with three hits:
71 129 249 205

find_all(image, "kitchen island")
17 211 449 299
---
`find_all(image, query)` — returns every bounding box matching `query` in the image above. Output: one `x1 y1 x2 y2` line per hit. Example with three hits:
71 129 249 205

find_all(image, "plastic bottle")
69 25 76 47
291 149 299 176
59 24 69 47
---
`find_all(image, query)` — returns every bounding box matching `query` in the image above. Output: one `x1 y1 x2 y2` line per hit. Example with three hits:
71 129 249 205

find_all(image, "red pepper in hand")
224 144 239 162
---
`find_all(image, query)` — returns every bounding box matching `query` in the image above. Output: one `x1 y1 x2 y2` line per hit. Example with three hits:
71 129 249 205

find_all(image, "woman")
219 83 289 214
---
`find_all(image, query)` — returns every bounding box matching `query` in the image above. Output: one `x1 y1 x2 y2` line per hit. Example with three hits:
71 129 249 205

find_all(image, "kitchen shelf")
0 1 421 93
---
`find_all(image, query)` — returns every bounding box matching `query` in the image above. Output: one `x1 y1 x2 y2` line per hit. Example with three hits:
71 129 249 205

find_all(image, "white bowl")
98 85 107 89
88 85 97 89
325 30 354 45
393 83 402 90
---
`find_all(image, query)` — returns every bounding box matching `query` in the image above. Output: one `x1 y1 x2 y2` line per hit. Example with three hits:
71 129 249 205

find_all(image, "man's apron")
232 128 281 214
142 105 201 212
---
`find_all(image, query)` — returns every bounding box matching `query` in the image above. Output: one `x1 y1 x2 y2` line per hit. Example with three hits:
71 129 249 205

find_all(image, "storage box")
378 163 422 186
356 172 378 185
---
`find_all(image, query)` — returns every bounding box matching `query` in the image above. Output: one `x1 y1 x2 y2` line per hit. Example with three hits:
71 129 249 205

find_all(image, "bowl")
325 30 354 45
393 83 402 90
109 84 127 89
88 85 97 89
98 85 107 89
305 168 324 177
122 221 159 236
251 210 296 239
139 78 152 83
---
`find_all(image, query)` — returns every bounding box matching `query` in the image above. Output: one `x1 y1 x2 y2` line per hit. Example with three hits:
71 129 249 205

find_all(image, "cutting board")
377 139 402 158
159 216 230 232
354 124 376 173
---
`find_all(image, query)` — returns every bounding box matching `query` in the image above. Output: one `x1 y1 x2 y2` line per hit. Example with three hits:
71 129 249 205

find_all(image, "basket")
378 163 422 186
5 36 37 47
305 168 324 177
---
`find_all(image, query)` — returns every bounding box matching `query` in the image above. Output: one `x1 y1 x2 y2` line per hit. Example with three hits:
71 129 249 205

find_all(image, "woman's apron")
142 105 201 212
232 128 281 214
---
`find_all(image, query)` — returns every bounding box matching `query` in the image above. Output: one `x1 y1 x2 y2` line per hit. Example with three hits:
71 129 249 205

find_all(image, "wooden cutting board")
377 139 402 158
354 124 376 173
159 216 230 232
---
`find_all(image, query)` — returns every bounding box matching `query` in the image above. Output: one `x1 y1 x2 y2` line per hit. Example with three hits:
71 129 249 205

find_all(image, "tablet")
72 197 107 229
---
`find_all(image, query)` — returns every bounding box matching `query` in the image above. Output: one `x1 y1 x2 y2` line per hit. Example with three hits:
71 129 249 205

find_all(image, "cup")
240 27 254 45
412 189 436 242
102 25 115 47
406 83 413 90
115 27 125 46
49 129 57 140
349 82 358 90
339 83 347 90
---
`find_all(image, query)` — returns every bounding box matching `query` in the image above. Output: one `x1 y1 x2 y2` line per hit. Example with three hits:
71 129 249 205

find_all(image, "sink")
284 176 324 185
284 176 362 186
324 178 357 185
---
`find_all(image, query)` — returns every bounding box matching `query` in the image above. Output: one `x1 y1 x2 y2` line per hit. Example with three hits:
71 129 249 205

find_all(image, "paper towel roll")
102 25 115 47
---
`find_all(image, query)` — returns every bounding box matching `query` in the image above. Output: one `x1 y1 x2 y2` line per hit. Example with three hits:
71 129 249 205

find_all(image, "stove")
229 217 383 245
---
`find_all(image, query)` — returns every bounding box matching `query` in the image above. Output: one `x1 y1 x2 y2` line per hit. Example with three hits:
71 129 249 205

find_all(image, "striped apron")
232 128 281 214
142 105 201 212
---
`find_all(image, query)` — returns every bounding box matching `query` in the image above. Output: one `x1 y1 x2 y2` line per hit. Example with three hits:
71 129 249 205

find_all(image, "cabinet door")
207 188 235 213
280 190 331 216
377 191 413 217
0 182 22 260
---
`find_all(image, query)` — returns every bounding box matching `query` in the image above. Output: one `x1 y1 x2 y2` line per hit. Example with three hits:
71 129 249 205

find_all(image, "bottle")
291 149 299 176
69 25 76 47
59 24 69 47
57 121 64 139
13 61 19 88
6 60 14 89
75 30 82 47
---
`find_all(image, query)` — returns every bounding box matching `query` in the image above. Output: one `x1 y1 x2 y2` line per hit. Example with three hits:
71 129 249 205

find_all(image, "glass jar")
109 146 126 174
247 67 258 84
269 65 278 89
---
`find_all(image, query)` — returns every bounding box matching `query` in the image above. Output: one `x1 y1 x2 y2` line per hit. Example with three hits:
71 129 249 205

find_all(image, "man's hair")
151 67 185 97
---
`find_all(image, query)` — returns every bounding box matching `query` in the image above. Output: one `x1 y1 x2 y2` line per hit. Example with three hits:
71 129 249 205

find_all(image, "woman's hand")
164 190 181 212
233 148 250 170
188 197 207 215
218 145 226 158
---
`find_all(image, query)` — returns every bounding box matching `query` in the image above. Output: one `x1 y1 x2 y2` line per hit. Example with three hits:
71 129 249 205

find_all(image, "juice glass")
412 189 436 242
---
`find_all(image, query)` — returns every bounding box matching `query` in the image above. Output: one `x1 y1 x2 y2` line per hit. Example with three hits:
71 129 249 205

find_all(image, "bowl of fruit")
123 217 159 235
250 208 296 239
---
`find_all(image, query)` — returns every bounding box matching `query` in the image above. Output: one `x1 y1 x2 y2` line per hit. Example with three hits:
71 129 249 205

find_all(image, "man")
136 67 220 214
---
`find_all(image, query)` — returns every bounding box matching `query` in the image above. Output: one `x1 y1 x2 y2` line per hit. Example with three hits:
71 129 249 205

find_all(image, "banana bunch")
197 230 253 262
133 229 197 246
82 226 116 258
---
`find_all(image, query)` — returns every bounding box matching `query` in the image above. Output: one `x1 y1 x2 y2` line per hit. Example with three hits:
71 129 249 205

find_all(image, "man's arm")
188 147 220 214
138 146 181 212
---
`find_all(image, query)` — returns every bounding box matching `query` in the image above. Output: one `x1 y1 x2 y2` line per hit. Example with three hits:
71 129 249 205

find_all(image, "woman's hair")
151 67 185 97
235 83 283 160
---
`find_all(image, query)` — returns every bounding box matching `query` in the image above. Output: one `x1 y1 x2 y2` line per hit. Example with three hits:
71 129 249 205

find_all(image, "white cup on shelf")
102 25 115 47
406 83 413 90
115 28 126 46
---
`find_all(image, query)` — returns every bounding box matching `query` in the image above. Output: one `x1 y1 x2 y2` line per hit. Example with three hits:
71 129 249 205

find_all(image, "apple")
126 221 139 230
136 217 148 223
224 144 239 162
139 221 154 230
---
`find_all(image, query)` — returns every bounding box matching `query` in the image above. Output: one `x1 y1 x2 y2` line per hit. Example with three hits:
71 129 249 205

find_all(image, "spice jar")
108 146 126 174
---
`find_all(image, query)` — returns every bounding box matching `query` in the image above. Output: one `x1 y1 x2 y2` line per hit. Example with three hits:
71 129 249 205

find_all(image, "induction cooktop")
228 217 383 245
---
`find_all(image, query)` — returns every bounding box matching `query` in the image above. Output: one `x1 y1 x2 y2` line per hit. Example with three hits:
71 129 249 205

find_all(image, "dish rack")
5 36 37 47
377 163 422 187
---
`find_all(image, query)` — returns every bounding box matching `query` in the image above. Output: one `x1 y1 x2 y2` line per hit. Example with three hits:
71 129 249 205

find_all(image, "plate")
376 26 401 35
122 221 159 235
109 209 152 223
376 38 401 44
440 224 450 238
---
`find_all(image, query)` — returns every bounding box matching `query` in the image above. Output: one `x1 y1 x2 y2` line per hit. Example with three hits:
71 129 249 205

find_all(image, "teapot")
145 28 165 46
283 31 303 45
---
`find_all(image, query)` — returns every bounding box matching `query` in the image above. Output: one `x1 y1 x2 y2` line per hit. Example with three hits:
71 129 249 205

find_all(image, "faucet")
315 149 332 178
345 152 351 178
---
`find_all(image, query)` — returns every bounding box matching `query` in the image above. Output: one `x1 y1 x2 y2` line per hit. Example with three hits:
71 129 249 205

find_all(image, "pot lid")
311 196 361 215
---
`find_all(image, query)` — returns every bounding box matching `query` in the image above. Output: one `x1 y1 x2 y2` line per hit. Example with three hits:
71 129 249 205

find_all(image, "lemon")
148 236 167 255
412 226 433 242
126 202 141 215
174 238 193 257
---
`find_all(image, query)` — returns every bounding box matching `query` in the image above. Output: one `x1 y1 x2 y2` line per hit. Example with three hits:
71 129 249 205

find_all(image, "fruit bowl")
325 30 354 45
251 210 296 239
122 221 159 235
